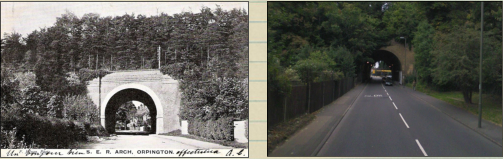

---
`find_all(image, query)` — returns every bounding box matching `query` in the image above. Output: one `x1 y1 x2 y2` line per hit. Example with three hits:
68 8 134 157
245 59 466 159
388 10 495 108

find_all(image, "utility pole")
158 45 161 69
96 54 99 70
478 2 483 128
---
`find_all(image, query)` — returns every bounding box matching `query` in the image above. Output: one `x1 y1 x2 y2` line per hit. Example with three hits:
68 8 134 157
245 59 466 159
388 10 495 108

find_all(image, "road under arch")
371 50 402 82
100 83 165 134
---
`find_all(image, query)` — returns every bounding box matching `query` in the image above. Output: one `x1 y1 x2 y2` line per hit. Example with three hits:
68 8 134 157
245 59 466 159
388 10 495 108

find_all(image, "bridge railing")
268 77 356 128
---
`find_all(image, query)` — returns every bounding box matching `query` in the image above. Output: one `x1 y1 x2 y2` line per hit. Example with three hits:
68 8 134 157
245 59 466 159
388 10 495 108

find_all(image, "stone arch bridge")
365 40 416 83
86 69 181 134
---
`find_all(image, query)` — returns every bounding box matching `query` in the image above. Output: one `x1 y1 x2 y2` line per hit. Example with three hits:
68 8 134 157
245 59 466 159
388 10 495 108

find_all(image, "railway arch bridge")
87 69 181 134
364 40 416 83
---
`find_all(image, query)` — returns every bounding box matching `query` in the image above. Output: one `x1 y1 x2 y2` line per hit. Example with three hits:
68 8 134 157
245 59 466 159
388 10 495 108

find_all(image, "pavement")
270 77 502 157
82 135 232 149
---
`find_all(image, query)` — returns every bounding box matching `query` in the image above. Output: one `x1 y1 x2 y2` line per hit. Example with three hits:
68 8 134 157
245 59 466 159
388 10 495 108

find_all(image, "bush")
180 78 248 121
77 69 110 83
86 124 109 136
1 126 38 149
62 95 99 124
188 117 234 141
160 62 199 80
13 72 37 90
17 85 52 116
0 110 106 148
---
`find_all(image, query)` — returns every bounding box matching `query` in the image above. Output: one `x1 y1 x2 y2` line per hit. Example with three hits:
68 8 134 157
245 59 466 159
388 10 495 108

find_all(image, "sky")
1 2 248 38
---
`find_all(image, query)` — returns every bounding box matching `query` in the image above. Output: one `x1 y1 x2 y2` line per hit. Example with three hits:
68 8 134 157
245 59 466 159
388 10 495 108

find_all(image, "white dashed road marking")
392 102 397 109
416 139 428 156
399 113 409 128
389 96 392 101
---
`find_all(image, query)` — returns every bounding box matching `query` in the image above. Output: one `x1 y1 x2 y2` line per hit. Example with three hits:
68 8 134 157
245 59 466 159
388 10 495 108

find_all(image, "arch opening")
104 89 158 134
371 50 402 82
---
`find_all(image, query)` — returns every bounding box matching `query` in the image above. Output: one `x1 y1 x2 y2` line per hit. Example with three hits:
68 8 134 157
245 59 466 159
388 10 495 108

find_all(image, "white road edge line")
392 102 398 109
415 139 428 156
399 113 409 128
389 96 392 101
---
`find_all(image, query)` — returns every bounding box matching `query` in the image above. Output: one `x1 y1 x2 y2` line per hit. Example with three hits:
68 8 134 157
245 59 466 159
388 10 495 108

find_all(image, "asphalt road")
315 77 501 157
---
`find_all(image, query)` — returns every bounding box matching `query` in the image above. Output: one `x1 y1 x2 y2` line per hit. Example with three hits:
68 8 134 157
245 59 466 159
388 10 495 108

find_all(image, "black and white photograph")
1 2 249 157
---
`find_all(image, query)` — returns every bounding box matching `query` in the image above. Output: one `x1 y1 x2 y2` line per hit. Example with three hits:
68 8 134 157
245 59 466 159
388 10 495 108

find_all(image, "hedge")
188 117 234 141
1 112 108 148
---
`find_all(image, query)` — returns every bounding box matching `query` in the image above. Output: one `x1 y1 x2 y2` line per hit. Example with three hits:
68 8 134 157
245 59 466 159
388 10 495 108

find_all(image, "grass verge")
162 130 248 149
267 111 318 155
409 83 502 126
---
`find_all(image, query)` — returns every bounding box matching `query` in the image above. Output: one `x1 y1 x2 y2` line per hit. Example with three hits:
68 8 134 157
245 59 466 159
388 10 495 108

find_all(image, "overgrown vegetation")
151 7 249 140
1 65 107 148
188 117 234 141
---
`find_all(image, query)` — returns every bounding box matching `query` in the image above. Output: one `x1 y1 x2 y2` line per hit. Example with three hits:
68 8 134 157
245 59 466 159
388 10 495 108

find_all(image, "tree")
1 32 26 64
412 20 435 84
293 51 330 84
431 26 501 103
34 26 71 95
115 101 137 125
382 2 424 44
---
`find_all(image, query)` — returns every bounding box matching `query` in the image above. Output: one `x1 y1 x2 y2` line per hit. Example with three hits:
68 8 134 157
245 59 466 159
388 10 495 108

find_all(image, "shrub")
160 62 198 80
86 124 109 136
14 72 37 90
0 111 101 148
180 78 248 121
188 117 234 141
1 126 38 149
62 95 100 124
77 69 110 83
1 66 20 111
17 85 52 116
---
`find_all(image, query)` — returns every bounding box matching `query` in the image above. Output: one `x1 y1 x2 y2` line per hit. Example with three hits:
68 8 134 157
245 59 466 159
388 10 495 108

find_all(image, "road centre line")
389 96 392 101
399 113 410 128
415 139 428 156
392 102 397 109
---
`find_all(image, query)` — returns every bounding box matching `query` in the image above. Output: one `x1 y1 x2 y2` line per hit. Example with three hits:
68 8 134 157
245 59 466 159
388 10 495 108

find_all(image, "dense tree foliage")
268 2 390 95
1 6 248 146
155 7 249 121
412 20 435 84
268 2 502 104
413 2 502 102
